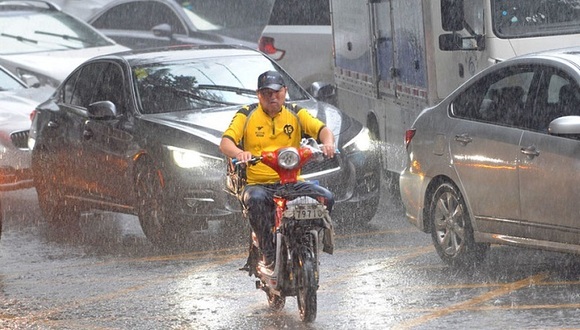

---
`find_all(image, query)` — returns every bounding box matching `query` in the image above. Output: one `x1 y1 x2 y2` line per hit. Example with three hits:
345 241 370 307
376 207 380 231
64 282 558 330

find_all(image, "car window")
267 0 330 25
529 68 580 132
0 69 26 91
91 2 186 34
92 63 127 114
452 65 536 129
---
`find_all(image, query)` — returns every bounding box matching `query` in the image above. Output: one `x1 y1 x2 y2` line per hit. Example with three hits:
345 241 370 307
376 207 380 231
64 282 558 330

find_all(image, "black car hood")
139 100 357 147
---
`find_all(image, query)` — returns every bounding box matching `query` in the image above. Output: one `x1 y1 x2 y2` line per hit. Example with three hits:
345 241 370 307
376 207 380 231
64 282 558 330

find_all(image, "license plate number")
294 205 324 220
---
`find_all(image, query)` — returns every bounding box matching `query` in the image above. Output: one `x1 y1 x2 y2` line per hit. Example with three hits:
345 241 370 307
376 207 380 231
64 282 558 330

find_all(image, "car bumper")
0 132 33 191
399 167 429 232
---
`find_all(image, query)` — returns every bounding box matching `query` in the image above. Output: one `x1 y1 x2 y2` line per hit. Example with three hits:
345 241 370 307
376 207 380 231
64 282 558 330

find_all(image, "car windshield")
0 10 113 55
133 54 309 114
492 0 580 37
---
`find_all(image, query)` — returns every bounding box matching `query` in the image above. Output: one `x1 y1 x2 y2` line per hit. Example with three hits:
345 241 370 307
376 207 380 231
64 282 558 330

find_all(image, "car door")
448 65 537 232
52 65 101 194
518 67 580 243
79 61 136 204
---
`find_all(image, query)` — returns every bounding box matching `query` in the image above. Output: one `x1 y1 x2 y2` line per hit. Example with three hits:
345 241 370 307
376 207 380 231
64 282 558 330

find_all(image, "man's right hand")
235 150 253 163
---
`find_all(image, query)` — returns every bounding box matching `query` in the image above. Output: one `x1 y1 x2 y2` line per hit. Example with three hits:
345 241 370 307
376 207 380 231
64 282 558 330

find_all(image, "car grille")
302 156 340 175
10 130 29 149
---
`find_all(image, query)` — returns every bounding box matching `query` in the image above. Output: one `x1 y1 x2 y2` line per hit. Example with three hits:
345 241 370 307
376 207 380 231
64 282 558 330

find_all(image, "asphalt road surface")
1 186 580 329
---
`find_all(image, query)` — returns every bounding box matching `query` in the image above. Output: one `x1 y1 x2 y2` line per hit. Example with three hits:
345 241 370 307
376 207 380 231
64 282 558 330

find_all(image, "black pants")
242 181 334 262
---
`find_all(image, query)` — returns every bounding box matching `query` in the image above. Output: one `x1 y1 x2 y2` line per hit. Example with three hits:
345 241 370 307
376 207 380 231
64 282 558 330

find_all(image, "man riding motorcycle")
219 70 335 270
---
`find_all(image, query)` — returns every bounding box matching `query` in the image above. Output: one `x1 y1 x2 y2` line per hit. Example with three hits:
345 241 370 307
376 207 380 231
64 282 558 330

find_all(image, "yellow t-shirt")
222 103 325 184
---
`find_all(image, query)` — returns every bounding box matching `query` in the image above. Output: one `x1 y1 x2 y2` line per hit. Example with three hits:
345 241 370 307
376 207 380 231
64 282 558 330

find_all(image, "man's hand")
321 143 335 158
235 150 253 163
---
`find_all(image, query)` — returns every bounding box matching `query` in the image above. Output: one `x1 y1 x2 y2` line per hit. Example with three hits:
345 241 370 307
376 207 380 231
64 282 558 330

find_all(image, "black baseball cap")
257 70 285 91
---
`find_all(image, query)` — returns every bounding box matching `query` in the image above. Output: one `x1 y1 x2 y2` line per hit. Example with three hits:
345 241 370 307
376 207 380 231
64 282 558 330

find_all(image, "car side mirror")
309 82 336 104
87 101 117 120
152 23 173 39
21 74 41 88
548 115 580 136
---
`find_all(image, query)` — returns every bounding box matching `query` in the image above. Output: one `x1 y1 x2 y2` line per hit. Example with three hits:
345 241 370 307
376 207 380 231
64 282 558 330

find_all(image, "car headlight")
167 146 223 169
277 148 300 169
343 127 372 153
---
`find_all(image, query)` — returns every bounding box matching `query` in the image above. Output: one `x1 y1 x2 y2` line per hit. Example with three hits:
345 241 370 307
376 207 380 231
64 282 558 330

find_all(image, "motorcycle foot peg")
255 280 262 289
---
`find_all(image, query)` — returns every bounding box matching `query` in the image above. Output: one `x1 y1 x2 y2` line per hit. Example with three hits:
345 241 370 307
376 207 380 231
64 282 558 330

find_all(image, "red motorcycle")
227 138 334 322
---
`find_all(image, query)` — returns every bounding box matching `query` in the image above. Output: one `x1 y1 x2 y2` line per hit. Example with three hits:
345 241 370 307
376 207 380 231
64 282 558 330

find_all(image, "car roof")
503 46 580 66
93 44 263 65
0 0 61 12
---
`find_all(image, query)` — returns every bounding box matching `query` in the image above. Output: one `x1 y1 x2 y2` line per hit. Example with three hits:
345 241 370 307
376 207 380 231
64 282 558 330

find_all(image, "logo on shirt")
283 124 294 139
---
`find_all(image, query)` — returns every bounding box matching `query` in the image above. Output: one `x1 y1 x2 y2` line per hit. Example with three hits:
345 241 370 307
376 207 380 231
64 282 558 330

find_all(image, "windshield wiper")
1 33 38 44
34 31 90 44
196 84 257 97
171 88 239 107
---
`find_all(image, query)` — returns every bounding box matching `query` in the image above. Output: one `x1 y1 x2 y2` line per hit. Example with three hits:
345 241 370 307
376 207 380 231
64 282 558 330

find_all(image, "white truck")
330 0 580 182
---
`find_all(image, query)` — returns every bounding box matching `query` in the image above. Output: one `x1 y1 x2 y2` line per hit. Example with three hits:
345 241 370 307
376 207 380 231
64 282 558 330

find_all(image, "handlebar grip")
231 156 260 166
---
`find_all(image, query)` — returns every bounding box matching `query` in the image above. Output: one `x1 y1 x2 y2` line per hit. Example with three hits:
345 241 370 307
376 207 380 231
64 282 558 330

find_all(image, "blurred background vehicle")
0 0 129 89
0 65 52 191
400 47 580 268
86 0 270 50
258 0 333 89
28 44 380 246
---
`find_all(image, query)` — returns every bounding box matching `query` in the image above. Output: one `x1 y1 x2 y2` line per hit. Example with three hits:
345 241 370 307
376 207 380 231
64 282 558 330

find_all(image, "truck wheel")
428 182 489 268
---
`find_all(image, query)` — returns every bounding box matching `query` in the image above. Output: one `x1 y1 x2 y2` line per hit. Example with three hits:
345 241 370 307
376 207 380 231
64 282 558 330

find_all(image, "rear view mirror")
439 33 484 51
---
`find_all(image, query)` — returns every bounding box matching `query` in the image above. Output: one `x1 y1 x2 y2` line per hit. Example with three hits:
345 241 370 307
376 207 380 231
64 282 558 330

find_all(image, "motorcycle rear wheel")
296 255 317 322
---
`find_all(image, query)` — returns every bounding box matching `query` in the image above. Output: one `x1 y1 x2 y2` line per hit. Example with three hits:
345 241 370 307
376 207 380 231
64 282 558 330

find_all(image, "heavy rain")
3 0 580 329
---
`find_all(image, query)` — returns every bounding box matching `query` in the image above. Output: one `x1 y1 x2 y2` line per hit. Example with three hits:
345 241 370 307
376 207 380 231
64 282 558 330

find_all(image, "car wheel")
135 163 182 247
428 181 489 268
32 149 81 228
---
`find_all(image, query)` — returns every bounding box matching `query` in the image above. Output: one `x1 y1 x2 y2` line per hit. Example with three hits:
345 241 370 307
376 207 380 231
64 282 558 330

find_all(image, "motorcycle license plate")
294 205 324 220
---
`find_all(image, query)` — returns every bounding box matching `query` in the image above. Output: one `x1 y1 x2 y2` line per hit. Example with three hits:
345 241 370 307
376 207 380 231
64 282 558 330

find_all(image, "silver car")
400 47 580 268
0 65 52 190
0 0 128 88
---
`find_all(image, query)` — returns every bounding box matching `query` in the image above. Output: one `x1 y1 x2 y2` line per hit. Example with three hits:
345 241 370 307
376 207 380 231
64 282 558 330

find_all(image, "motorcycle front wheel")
296 254 317 322
267 290 286 310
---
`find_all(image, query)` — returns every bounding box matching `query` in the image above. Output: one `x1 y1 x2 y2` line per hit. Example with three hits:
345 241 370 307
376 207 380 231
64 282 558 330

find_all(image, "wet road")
1 187 580 329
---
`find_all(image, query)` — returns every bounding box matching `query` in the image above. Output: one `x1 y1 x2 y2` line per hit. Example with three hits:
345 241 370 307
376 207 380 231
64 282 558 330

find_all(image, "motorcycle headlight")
167 146 223 169
343 127 372 153
277 148 300 169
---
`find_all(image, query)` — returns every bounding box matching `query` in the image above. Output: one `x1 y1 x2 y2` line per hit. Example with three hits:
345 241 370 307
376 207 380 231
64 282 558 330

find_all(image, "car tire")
135 163 183 247
428 181 489 268
32 149 81 228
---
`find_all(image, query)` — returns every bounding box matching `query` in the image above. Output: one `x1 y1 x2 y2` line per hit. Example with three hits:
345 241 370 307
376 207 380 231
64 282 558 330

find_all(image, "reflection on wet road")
1 187 580 329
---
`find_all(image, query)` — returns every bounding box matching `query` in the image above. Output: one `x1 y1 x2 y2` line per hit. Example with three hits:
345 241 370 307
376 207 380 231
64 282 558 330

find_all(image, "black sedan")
28 45 380 246
86 0 262 50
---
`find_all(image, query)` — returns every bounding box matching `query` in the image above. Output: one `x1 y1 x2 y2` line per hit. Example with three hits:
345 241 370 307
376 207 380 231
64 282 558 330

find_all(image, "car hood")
140 100 354 147
0 45 129 83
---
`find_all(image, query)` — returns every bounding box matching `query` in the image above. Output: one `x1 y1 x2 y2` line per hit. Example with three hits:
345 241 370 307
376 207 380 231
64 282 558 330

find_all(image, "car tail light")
258 36 286 61
30 109 37 121
404 129 416 149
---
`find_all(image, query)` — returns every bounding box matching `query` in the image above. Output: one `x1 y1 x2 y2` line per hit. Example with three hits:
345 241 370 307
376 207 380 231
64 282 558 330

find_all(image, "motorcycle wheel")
267 290 285 310
296 254 317 322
